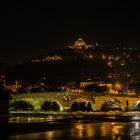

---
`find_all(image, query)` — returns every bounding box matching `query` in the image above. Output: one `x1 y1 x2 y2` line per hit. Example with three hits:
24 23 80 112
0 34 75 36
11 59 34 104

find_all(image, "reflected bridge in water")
8 114 140 140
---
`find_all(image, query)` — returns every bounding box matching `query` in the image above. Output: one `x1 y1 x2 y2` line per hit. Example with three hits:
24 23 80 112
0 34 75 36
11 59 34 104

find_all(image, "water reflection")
72 122 94 138
7 115 139 140
9 115 65 123
112 123 125 140
129 121 140 140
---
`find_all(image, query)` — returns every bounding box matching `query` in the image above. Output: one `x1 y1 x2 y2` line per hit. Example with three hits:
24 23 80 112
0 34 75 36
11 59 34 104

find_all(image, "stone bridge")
9 92 140 112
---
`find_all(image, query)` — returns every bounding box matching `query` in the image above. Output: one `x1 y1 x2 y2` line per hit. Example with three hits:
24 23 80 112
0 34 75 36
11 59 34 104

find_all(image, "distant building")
69 38 93 49
31 55 62 63
80 81 126 94
80 81 112 88
5 81 21 93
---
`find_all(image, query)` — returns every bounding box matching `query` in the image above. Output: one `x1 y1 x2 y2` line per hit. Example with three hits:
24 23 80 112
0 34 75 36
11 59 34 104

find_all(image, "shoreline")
8 111 140 125
10 111 140 117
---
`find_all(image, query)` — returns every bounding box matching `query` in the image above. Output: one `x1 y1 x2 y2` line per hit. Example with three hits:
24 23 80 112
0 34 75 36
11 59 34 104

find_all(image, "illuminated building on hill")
69 38 93 49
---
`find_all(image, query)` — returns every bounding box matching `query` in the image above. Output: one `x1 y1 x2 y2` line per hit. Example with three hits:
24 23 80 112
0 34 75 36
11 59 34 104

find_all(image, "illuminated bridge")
9 92 140 112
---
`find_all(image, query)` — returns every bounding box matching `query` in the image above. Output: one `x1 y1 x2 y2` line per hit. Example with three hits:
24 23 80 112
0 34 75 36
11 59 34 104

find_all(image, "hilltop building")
69 38 94 49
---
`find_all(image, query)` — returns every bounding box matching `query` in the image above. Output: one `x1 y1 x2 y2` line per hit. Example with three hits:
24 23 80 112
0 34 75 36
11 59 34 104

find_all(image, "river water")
6 113 140 140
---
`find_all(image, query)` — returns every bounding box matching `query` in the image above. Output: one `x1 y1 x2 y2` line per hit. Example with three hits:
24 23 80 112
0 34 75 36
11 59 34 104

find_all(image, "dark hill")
6 58 109 82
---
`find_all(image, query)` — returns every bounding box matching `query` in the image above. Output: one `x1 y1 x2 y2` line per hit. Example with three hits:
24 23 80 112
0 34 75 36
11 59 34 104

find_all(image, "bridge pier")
34 106 41 111
63 107 71 112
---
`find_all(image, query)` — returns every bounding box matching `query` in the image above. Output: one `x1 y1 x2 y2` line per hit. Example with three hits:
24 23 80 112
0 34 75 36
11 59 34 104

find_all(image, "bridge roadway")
9 92 140 111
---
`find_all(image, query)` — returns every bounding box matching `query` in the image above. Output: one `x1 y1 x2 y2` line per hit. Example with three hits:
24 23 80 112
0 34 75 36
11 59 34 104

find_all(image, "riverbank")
8 111 140 126
10 111 140 118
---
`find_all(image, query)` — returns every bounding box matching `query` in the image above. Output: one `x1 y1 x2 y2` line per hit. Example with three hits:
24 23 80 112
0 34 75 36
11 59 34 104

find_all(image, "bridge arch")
41 99 64 111
71 98 95 111
10 92 140 112
10 100 35 111
130 101 140 111
100 99 124 111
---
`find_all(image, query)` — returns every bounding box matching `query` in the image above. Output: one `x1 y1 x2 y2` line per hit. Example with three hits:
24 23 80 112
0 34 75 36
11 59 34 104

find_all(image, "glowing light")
102 54 106 59
112 124 124 139
107 61 112 67
75 123 84 130
114 83 123 90
89 54 93 59
70 38 93 49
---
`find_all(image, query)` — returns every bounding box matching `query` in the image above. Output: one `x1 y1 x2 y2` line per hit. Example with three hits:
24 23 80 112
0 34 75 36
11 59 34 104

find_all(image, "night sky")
0 1 140 65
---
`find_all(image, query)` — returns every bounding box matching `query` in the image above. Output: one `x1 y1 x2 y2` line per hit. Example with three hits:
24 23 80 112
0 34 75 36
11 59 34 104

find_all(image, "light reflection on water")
9 115 65 123
8 115 140 140
128 121 140 140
